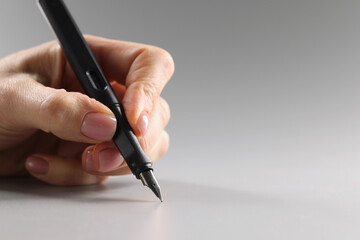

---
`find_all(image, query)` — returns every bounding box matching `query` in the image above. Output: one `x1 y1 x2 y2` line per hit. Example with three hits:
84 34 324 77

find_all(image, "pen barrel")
110 104 153 178
39 0 118 106
39 0 153 178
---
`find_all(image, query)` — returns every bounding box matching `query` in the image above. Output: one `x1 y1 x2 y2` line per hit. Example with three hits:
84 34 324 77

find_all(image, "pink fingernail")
25 156 49 175
98 147 124 172
137 111 149 136
81 113 116 141
85 148 97 172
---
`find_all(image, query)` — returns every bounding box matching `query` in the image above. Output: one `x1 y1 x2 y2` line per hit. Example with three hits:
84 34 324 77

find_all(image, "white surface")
1 159 360 240
1 0 360 239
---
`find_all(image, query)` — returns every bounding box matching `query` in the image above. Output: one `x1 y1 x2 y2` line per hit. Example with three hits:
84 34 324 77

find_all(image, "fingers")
85 36 174 136
0 36 173 182
2 36 173 142
81 130 169 176
25 153 107 186
0 76 116 144
80 89 170 176
137 97 170 152
82 142 129 176
122 47 174 136
81 96 170 176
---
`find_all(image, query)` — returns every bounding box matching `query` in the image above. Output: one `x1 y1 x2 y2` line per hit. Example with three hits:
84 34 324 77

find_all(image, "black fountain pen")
38 0 162 201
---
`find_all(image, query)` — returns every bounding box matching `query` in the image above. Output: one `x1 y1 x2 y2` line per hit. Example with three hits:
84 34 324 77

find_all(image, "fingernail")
25 156 49 175
85 148 97 172
81 113 116 141
98 147 124 172
137 111 149 136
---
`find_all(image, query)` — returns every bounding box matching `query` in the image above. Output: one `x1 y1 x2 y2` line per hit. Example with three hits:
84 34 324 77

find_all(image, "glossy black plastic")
38 0 153 178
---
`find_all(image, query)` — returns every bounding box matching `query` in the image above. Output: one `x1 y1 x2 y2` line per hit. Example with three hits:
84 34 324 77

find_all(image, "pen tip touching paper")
139 170 163 202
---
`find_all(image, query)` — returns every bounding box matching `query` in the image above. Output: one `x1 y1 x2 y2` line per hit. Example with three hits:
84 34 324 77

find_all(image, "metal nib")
139 170 162 202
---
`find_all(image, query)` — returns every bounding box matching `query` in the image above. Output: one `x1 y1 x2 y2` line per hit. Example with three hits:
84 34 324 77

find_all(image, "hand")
0 35 173 185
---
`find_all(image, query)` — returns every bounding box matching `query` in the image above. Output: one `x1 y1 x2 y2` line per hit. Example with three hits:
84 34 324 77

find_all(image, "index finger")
86 35 174 134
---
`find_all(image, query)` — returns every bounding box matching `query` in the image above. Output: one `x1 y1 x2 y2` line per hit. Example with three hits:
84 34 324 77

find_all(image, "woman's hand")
0 35 173 185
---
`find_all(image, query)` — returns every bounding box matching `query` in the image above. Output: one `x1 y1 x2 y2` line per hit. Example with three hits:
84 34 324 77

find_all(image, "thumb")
3 78 116 143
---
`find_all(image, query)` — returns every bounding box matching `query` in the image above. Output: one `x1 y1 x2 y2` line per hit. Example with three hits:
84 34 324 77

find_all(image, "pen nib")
139 170 162 202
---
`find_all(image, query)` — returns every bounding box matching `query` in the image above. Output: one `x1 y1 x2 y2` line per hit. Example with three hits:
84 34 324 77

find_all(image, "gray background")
1 0 360 239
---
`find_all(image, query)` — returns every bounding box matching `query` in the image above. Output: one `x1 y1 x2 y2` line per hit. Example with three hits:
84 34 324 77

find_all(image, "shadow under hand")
0 176 274 207
0 177 343 240
0 176 141 203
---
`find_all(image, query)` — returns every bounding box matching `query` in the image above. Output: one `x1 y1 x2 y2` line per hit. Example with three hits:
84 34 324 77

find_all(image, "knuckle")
142 81 160 101
140 46 174 78
45 42 66 87
133 80 161 103
153 47 175 78
40 90 81 133
126 47 174 106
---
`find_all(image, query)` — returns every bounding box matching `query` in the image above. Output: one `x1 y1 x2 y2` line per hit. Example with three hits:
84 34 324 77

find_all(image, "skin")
0 35 173 185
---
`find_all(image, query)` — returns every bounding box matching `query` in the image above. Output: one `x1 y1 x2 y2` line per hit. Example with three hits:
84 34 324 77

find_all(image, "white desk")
1 158 360 240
